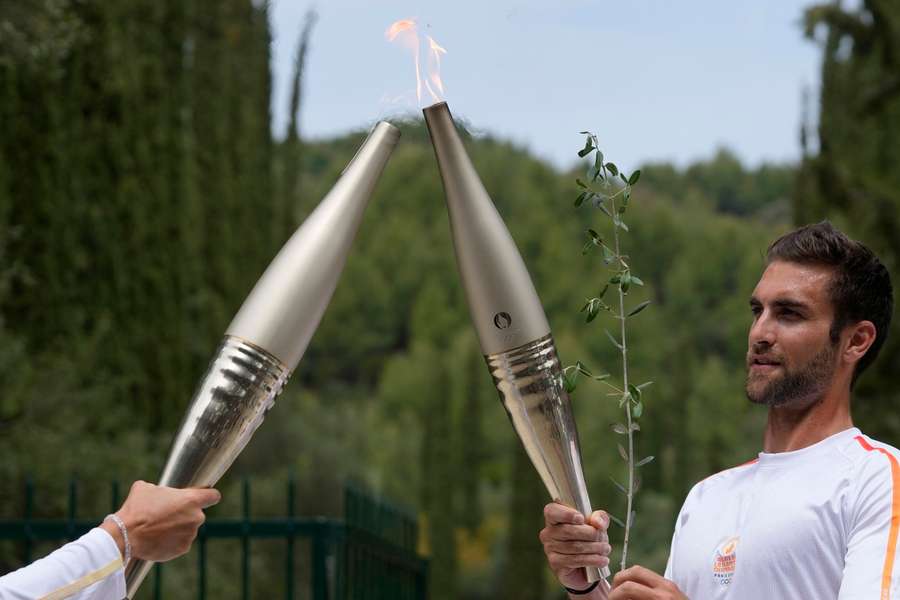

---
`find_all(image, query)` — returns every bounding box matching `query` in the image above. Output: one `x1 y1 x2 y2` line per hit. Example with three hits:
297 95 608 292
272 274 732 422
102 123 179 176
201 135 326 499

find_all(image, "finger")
547 551 609 572
544 540 611 557
546 523 604 542
190 488 222 509
544 502 584 526
612 565 668 589
588 510 610 530
609 580 656 600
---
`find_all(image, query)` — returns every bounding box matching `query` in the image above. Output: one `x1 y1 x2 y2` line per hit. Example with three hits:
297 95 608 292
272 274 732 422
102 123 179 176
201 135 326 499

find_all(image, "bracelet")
565 580 600 595
104 513 131 567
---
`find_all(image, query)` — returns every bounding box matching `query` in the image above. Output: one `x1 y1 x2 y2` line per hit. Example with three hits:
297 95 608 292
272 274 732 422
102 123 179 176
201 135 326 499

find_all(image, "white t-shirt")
0 528 125 600
664 427 900 599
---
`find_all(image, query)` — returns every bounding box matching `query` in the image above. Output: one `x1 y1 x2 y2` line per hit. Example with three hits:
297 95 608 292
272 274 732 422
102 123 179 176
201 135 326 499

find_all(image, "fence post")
23 477 34 563
311 523 328 600
67 479 77 541
242 477 251 600
198 534 207 600
286 472 295 600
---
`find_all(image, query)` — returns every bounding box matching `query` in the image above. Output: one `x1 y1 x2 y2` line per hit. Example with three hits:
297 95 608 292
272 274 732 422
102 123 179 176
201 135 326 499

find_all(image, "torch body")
423 102 609 589
125 122 400 597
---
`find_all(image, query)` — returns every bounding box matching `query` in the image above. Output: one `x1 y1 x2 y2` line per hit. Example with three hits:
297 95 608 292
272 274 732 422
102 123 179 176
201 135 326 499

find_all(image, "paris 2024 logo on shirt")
712 536 739 585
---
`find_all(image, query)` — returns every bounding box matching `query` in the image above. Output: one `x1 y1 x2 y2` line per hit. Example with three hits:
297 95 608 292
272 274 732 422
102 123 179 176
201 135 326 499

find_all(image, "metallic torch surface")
423 102 610 590
125 121 401 598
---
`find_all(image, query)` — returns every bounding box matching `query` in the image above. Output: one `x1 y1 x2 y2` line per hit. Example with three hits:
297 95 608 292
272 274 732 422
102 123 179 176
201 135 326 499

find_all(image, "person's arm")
0 481 220 600
838 444 900 599
0 527 125 600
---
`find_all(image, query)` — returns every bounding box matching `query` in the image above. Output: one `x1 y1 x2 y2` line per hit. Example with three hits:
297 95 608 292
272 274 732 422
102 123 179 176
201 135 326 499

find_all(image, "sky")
268 1 823 172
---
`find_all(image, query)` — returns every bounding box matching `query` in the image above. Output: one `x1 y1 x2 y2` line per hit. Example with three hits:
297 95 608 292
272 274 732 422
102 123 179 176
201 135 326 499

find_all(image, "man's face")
745 260 839 408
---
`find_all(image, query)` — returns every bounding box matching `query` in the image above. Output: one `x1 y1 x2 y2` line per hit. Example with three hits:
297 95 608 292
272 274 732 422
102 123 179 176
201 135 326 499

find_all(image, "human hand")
102 480 221 563
609 565 687 600
539 501 611 591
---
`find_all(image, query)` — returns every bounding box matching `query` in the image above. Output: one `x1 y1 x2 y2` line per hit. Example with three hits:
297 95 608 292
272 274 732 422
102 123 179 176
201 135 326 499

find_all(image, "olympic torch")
124 122 401 598
423 102 610 590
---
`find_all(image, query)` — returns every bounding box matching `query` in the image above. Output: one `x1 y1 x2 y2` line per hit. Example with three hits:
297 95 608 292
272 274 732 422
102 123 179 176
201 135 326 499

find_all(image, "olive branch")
562 131 654 571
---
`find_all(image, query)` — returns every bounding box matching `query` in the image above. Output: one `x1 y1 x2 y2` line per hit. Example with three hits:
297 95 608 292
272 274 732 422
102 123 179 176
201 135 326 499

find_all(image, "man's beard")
745 343 836 408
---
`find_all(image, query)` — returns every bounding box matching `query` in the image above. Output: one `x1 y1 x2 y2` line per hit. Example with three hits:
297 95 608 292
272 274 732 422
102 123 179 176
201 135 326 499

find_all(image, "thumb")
191 488 222 509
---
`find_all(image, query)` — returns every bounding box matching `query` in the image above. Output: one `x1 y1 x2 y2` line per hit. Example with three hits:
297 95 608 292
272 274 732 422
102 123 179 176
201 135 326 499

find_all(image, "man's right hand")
539 501 612 591
104 480 222 563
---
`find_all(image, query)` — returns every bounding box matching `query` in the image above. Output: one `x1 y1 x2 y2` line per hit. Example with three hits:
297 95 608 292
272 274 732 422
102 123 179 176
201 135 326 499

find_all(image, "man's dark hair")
766 221 893 386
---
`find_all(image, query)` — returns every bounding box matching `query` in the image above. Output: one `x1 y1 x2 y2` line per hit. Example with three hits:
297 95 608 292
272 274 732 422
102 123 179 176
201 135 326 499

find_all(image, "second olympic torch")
124 122 401 598
423 102 610 590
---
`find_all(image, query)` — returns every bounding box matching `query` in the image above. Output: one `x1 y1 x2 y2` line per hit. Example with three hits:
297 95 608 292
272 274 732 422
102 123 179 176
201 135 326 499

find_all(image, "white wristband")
104 513 131 567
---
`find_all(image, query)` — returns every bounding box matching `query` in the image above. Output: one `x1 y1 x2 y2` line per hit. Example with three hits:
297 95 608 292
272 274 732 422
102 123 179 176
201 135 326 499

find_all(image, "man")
0 480 220 600
540 222 898 599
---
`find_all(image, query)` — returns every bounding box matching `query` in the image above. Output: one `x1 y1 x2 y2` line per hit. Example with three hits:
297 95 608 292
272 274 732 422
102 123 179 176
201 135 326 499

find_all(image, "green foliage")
797 0 900 439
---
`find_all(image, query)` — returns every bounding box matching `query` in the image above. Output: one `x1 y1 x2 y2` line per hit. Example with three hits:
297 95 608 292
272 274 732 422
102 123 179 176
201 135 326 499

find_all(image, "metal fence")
0 478 427 600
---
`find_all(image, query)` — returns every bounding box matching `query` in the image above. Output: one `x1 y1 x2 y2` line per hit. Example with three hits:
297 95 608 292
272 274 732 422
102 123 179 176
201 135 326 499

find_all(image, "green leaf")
627 300 651 317
628 169 641 185
636 381 654 391
633 401 643 418
576 361 593 377
597 202 612 218
605 329 623 350
602 246 615 264
612 423 628 435
608 514 625 528
609 274 621 284
577 137 594 157
618 443 628 462
598 284 609 299
578 130 591 134
628 383 642 402
587 228 600 241
630 275 644 286
619 173 628 184
574 191 590 207
605 162 619 176
563 371 577 393
636 455 655 468
594 151 604 172
579 298 591 312
576 178 588 189
586 300 600 323
591 373 611 381
609 477 627 495
630 422 641 432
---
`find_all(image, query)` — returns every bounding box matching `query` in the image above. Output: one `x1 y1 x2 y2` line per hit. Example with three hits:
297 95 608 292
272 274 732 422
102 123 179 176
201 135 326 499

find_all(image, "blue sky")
268 1 822 172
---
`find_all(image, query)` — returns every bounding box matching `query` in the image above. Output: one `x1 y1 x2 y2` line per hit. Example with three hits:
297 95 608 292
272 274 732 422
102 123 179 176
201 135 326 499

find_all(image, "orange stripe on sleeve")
855 435 900 600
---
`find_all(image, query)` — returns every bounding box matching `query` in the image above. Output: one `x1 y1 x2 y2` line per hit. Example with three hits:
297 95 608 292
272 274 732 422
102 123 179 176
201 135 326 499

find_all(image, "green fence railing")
0 477 428 600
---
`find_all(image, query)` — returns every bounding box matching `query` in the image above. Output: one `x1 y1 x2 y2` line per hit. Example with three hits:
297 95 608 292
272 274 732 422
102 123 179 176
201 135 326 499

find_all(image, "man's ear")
843 320 877 367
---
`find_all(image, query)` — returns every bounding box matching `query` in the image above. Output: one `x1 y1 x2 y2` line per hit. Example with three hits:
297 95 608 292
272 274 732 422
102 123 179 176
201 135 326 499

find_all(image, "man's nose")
749 312 776 348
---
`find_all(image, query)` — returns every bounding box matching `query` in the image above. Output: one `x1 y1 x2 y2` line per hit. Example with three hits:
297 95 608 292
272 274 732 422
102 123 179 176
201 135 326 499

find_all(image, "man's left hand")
609 565 688 600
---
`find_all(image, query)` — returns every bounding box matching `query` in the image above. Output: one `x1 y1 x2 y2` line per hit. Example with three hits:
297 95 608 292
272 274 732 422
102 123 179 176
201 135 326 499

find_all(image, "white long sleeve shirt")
0 528 125 600
664 427 900 599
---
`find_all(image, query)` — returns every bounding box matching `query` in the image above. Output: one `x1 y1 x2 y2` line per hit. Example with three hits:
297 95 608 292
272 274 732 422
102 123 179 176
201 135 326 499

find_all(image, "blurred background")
1 0 898 598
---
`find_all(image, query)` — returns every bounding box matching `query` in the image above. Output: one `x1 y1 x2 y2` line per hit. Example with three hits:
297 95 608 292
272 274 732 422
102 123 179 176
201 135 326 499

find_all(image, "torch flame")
385 18 447 106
